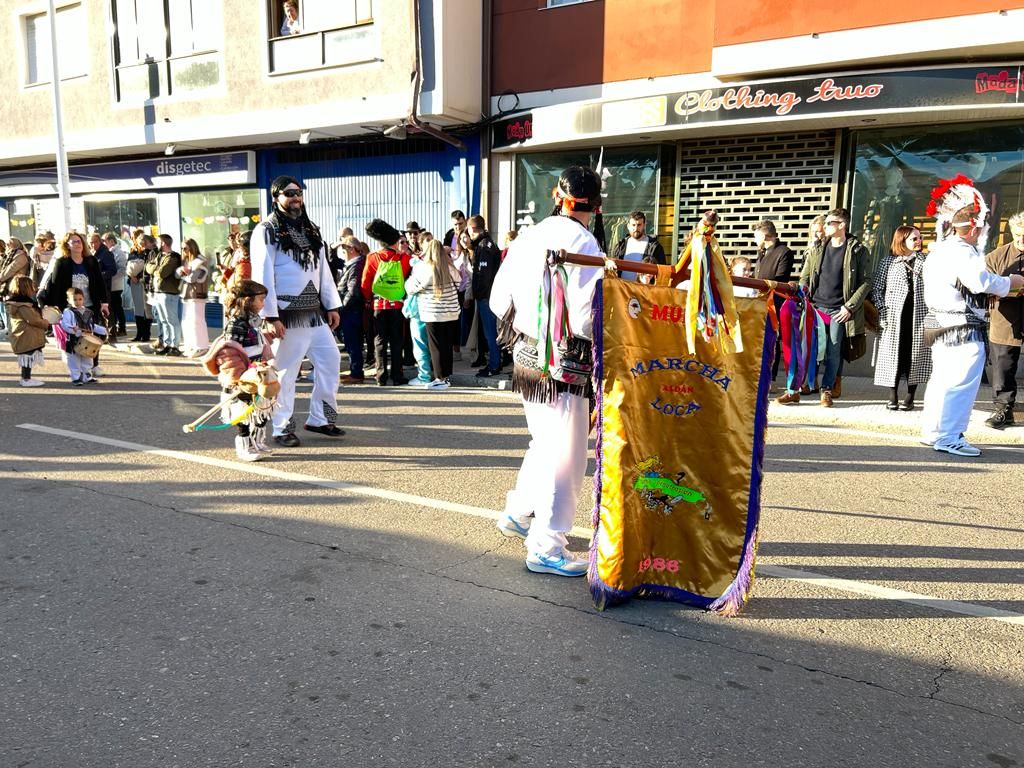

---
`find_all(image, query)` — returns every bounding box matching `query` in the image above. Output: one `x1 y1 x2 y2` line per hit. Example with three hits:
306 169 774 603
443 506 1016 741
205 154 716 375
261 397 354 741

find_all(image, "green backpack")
371 257 405 301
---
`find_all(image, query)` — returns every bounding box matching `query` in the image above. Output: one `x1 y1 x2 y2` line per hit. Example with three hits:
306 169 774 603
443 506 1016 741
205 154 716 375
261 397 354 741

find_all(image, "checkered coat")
871 253 932 386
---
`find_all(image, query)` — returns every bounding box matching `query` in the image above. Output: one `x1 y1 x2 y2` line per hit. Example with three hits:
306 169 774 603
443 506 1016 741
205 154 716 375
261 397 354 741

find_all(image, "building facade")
0 0 483 258
488 0 1024 270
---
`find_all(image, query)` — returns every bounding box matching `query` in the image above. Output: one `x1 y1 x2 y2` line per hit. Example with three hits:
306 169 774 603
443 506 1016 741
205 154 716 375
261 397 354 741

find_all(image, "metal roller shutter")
676 131 838 272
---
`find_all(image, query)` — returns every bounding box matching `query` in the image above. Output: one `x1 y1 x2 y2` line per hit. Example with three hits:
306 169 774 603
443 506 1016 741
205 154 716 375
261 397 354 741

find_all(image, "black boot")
985 405 1014 430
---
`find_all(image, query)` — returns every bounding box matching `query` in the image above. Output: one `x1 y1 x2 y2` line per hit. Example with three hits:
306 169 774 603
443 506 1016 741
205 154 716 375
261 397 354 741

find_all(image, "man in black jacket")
753 220 795 389
609 211 666 279
335 235 366 384
467 215 503 376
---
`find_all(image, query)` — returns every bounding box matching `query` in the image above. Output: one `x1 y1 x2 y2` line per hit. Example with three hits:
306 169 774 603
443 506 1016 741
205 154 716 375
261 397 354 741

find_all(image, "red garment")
360 247 411 310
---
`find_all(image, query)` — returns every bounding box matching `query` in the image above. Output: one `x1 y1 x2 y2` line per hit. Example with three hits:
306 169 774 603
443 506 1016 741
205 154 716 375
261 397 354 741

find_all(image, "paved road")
1 348 1022 768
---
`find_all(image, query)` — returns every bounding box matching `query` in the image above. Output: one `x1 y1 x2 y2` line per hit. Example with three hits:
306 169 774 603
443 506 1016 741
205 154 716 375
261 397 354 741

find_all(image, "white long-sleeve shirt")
490 216 603 341
923 236 1011 327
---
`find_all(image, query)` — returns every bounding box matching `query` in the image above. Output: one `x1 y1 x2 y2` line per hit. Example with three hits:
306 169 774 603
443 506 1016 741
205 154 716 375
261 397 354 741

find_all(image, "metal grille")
676 131 837 271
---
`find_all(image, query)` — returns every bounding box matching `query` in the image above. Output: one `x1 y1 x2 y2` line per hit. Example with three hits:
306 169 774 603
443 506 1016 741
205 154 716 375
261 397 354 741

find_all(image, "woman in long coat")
872 224 931 410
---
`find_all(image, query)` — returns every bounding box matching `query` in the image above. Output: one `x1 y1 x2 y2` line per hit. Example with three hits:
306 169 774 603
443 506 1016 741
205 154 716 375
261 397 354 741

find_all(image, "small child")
60 287 100 386
730 257 759 298
221 279 273 461
5 275 49 387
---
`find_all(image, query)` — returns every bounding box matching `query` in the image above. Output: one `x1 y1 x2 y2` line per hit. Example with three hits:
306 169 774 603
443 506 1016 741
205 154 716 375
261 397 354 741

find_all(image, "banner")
588 278 774 615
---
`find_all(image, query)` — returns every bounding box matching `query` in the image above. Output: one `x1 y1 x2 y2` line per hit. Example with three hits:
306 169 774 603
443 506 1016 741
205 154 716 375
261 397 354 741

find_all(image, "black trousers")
373 308 405 383
987 342 1020 408
425 321 455 380
110 290 126 333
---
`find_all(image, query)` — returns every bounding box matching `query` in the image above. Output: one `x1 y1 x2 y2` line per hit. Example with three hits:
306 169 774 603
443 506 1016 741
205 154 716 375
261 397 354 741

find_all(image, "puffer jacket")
5 295 49 354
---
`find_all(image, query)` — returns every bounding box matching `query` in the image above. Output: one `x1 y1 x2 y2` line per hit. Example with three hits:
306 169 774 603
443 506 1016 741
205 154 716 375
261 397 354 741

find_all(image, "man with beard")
250 175 344 448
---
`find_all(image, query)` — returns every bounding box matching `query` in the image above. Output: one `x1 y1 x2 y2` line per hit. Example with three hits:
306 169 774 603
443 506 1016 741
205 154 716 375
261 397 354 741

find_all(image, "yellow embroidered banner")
589 277 774 615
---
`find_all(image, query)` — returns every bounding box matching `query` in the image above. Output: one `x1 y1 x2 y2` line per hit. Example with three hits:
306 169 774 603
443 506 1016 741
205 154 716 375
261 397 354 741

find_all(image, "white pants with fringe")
270 323 341 437
504 392 589 557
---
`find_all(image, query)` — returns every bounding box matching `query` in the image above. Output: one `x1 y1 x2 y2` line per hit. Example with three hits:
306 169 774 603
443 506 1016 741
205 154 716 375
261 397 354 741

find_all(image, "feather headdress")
926 174 988 241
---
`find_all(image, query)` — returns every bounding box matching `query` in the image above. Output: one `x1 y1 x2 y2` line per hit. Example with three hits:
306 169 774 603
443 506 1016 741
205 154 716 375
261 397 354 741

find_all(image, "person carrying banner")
489 165 606 577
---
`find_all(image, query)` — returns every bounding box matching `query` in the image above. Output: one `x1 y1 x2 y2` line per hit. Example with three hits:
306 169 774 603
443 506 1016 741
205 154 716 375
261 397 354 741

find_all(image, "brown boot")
820 389 834 408
832 376 842 399
776 391 801 405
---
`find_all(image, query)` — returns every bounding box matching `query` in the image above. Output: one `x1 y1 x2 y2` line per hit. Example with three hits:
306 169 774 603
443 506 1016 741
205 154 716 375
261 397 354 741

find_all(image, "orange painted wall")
492 0 1024 95
492 0 713 95
716 0 1024 44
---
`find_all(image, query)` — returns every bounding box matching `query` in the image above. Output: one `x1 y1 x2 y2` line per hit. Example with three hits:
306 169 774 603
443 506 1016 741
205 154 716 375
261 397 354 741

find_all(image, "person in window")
281 0 302 35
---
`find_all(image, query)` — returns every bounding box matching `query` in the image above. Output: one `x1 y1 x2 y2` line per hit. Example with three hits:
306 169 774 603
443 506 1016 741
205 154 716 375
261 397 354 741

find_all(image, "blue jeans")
152 293 182 348
477 297 501 371
409 317 432 382
821 310 846 390
340 308 364 378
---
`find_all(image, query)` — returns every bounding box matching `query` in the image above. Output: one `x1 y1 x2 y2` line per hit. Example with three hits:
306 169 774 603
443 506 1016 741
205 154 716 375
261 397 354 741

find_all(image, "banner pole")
547 250 797 296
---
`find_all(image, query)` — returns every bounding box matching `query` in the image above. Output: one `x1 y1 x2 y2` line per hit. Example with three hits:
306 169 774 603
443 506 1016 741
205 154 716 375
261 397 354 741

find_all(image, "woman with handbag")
872 225 931 410
405 239 461 389
127 233 156 342
177 238 211 356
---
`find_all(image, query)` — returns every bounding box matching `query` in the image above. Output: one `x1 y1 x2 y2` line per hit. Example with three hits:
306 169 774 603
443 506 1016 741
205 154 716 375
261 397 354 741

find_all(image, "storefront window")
850 121 1024 274
84 196 159 247
515 146 660 247
179 188 260 265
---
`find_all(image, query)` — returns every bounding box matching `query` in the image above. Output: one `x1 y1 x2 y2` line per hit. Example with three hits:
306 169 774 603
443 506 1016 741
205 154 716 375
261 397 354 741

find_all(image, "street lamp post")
47 0 72 234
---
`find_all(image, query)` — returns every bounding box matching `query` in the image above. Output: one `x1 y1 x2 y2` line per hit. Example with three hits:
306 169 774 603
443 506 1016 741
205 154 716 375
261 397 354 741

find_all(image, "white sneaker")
235 436 264 462
426 378 450 390
90 366 104 378
406 379 430 388
19 378 45 387
934 437 981 457
525 550 588 577
497 514 531 540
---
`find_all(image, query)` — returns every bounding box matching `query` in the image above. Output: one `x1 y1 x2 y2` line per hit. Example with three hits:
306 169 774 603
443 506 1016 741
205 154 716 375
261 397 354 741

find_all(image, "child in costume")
5 275 49 387
208 279 275 462
60 287 101 386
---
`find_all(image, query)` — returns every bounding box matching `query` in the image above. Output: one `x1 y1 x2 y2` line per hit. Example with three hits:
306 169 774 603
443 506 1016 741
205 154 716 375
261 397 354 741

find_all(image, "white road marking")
759 565 1024 626
15 422 1024 627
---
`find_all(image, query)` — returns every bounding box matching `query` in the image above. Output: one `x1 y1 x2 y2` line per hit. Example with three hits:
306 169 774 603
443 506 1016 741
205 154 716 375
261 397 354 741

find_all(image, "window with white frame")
111 0 223 101
24 3 88 86
267 0 376 76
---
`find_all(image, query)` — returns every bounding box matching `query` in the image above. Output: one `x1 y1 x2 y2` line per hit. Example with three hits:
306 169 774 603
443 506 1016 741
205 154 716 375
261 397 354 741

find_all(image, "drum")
41 306 62 325
73 332 104 359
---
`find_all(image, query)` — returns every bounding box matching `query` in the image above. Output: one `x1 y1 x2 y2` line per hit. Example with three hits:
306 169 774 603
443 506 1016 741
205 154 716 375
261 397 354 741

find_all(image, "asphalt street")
1 346 1022 768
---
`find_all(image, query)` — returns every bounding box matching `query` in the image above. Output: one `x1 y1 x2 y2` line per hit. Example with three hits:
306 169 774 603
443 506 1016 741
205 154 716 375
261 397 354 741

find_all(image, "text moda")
630 358 732 391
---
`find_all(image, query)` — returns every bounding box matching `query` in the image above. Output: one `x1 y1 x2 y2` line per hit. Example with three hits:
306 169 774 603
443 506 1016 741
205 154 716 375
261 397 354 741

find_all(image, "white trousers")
921 340 985 445
62 351 93 381
271 323 341 436
504 392 589 557
181 299 209 352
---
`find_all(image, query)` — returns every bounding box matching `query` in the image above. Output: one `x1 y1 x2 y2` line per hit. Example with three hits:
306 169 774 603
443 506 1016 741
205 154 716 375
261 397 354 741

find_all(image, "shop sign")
494 65 1023 147
0 151 256 196
492 113 533 149
666 66 1021 125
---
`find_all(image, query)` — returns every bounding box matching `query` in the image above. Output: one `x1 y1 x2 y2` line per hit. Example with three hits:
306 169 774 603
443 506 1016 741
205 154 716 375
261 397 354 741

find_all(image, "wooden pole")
548 250 797 296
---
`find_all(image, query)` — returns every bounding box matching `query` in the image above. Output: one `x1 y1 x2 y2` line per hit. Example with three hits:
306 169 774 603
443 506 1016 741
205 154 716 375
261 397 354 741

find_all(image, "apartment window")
24 3 88 86
111 0 222 101
268 0 377 76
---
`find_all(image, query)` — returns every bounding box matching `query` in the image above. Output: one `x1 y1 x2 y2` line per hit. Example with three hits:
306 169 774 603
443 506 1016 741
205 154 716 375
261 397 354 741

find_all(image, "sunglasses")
825 219 844 226
279 189 303 198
